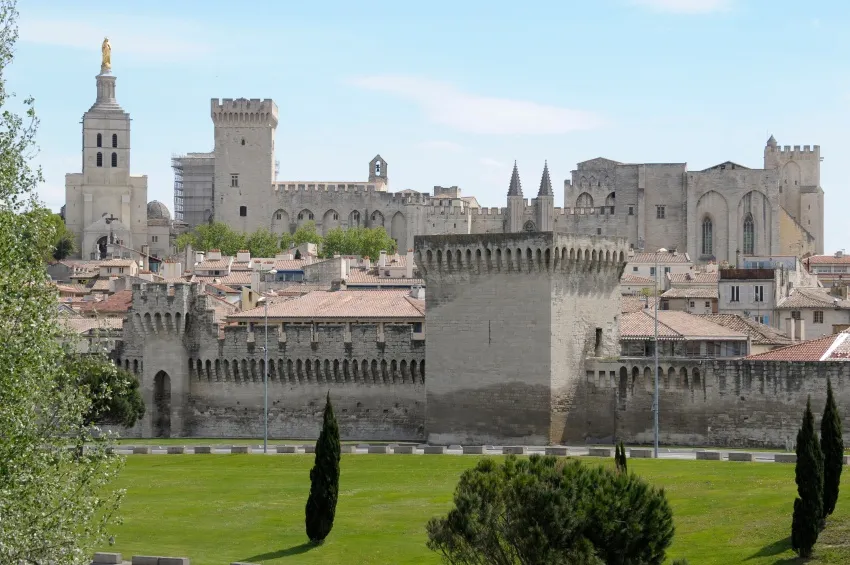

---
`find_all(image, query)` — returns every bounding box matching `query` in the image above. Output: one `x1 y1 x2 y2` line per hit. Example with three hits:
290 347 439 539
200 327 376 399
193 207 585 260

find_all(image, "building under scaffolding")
172 152 215 229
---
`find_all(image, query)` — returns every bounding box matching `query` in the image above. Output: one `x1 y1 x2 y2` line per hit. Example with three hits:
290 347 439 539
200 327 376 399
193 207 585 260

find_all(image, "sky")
8 0 850 252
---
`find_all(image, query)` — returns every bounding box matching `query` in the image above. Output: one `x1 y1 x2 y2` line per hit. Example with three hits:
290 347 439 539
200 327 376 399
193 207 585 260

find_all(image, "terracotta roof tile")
194 258 233 271
661 288 718 299
806 255 850 265
76 290 133 315
229 290 425 320
698 314 793 346
99 259 136 267
195 272 252 286
777 288 850 309
620 310 748 340
628 252 691 264
205 282 241 294
346 271 424 287
746 333 849 361
668 272 719 284
620 274 656 285
62 317 123 334
621 296 659 314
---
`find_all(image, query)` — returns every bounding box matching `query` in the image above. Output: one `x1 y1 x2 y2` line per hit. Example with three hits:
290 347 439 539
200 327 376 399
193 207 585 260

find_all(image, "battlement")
768 144 821 159
414 232 628 275
272 183 420 201
211 97 279 127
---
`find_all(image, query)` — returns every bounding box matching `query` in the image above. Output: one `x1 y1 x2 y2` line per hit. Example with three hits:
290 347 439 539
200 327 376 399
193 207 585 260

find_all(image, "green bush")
426 455 674 564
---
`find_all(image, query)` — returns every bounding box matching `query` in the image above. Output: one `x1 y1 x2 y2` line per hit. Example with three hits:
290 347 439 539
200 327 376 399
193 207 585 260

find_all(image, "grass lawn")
107 455 850 565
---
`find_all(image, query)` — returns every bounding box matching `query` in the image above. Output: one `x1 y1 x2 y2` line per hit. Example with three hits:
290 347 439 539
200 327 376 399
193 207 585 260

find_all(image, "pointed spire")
508 161 523 197
766 134 777 147
538 160 553 197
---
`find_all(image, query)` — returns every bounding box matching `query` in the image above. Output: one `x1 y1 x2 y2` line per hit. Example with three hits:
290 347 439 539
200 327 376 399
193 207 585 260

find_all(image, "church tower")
369 154 389 190
64 38 148 259
506 162 525 233
534 161 554 231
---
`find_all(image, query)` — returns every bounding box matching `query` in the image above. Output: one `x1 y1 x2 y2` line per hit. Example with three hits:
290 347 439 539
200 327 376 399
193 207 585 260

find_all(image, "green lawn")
107 455 850 565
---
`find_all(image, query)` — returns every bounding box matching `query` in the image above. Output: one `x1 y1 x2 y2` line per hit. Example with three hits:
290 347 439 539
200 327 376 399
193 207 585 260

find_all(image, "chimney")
330 279 342 292
161 260 182 280
141 244 150 271
379 250 387 268
250 270 261 294
409 286 425 300
208 249 222 261
195 251 205 264
406 250 414 279
185 243 194 267
786 318 796 341
796 318 806 342
236 249 251 263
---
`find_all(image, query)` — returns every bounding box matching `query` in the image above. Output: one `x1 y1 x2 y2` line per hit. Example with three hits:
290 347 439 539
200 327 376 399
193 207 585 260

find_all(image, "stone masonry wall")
116 283 425 440
575 358 850 448
415 232 627 446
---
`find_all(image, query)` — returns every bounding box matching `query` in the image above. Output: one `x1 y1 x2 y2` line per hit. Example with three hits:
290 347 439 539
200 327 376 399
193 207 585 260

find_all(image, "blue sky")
9 0 850 252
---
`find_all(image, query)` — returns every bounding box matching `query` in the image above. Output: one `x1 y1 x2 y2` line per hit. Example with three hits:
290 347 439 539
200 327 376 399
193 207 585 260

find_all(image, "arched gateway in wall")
153 370 171 438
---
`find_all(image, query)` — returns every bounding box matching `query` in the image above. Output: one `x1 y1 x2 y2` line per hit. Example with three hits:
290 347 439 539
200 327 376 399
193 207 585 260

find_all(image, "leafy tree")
792 396 824 558
245 227 280 258
175 221 247 256
305 392 341 544
0 3 124 561
322 226 397 259
821 378 843 520
427 455 674 565
39 211 75 260
66 354 145 428
291 220 323 248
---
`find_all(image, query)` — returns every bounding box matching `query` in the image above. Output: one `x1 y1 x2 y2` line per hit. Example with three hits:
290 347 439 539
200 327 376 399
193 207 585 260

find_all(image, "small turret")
507 161 523 197
538 160 553 197
766 134 777 148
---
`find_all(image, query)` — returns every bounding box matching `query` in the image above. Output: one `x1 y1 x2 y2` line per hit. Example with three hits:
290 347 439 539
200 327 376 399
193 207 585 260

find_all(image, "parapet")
211 97 279 127
414 232 628 275
767 143 820 159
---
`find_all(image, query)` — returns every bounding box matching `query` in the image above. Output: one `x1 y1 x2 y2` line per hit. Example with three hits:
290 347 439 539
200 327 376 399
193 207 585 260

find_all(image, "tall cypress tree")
305 392 341 544
791 396 824 558
821 378 843 520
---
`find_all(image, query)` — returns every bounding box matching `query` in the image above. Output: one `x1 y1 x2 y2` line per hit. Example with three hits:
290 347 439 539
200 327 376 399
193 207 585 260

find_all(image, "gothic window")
743 214 755 255
96 133 102 147
111 134 117 148
524 221 536 232
605 192 615 214
111 152 117 167
276 212 282 220
96 152 103 167
701 217 713 256
333 213 339 220
576 192 594 208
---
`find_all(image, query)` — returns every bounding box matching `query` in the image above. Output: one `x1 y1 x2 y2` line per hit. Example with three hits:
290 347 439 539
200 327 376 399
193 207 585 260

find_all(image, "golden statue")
101 37 111 70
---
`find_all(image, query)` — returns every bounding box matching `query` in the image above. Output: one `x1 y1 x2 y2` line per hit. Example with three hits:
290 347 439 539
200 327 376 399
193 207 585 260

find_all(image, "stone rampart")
578 358 850 448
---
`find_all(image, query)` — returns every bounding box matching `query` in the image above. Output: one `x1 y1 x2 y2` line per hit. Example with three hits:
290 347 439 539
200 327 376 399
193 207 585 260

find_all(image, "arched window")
743 214 755 255
701 217 713 256
111 152 117 167
96 152 103 167
96 133 102 147
576 192 594 208
111 133 117 148
375 160 381 176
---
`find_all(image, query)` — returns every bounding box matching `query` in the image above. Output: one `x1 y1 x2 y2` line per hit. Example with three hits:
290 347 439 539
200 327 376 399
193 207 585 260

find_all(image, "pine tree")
305 392 341 544
791 396 824 558
821 378 843 520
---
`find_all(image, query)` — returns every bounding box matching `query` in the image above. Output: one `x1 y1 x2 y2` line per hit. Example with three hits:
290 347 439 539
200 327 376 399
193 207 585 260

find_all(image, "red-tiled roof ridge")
745 333 841 361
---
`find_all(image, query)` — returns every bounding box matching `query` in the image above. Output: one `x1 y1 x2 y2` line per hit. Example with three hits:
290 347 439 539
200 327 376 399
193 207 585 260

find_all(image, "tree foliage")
426 455 675 565
175 221 247 256
66 354 145 428
245 227 280 259
322 225 397 260
305 392 341 544
0 3 124 562
38 210 75 260
821 378 843 520
283 220 323 251
792 396 824 558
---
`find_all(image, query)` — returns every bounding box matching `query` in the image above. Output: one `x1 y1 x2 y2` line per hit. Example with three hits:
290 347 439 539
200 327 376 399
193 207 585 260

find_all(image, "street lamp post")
654 248 668 459
260 268 277 455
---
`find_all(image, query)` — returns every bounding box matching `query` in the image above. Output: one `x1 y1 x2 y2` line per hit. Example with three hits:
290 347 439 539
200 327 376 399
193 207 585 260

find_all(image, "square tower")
415 232 627 445
211 98 278 232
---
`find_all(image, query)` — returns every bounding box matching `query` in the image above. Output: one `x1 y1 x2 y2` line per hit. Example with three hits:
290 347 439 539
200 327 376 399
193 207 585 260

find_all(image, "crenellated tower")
211 98 279 232
415 232 628 445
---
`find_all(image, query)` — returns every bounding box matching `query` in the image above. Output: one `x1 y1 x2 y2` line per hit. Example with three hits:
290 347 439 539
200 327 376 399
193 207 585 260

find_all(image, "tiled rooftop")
668 271 719 284
777 288 850 309
628 252 691 264
229 290 425 320
620 310 748 341
620 295 659 314
62 317 124 334
194 258 233 271
99 259 136 267
746 331 850 361
76 290 133 315
698 314 794 346
620 274 656 285
806 255 850 265
660 288 718 299
346 270 424 287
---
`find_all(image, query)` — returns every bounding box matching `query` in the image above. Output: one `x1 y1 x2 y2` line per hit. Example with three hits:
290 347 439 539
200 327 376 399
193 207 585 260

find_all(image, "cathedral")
62 39 171 261
61 43 826 263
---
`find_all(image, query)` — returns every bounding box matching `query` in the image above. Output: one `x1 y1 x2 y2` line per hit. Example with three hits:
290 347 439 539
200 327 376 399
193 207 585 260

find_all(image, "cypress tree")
619 440 628 474
305 392 341 544
821 378 843 520
791 396 824 558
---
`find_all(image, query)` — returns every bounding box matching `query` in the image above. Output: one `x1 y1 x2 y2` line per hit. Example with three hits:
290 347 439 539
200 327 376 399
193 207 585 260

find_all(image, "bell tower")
369 154 388 190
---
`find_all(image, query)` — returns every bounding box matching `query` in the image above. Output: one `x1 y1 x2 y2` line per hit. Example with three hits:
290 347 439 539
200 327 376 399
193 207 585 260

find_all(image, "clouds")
631 0 732 14
19 15 213 64
350 76 601 135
